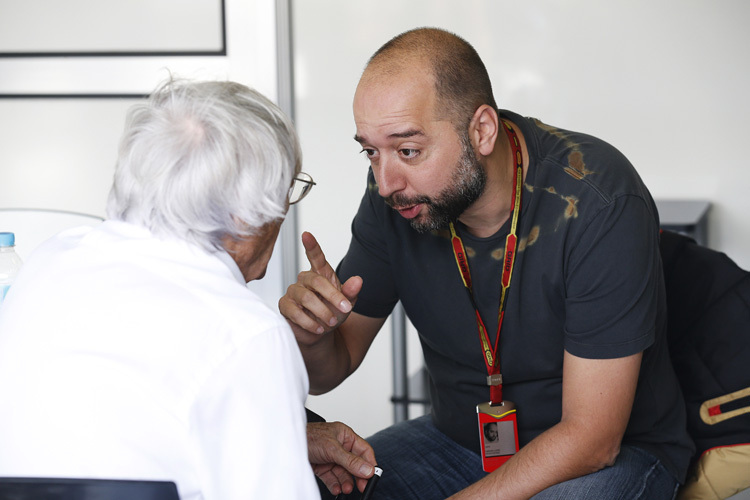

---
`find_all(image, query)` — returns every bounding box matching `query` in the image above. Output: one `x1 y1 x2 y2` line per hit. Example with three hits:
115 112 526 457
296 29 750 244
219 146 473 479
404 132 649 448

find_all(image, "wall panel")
294 0 750 439
0 0 288 308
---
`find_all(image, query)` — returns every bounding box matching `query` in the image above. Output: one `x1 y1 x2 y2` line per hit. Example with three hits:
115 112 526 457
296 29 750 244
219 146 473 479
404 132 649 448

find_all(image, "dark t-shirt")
337 110 694 482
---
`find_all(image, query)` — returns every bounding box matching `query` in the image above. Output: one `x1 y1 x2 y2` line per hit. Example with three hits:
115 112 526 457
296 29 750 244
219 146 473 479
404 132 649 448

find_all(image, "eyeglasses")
288 171 316 205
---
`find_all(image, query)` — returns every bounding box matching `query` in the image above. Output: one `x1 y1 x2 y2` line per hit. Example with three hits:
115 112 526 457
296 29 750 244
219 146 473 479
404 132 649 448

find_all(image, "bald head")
363 27 497 130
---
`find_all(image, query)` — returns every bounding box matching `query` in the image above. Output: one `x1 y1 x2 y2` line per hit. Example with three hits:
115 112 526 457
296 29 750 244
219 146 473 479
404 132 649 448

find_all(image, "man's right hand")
281 232 387 394
279 231 363 347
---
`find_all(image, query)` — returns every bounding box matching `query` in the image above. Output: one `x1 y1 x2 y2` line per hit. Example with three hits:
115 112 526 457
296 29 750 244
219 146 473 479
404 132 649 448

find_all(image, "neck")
458 120 527 238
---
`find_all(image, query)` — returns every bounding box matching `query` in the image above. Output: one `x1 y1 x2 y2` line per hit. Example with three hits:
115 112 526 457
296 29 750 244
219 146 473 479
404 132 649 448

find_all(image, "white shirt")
0 220 319 500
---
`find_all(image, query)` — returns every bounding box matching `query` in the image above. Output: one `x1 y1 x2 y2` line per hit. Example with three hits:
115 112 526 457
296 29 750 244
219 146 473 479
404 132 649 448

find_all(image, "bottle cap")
0 232 15 247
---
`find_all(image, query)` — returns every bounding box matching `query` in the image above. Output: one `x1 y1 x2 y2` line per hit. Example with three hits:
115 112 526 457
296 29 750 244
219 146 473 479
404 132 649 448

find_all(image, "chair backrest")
0 477 180 500
0 208 103 261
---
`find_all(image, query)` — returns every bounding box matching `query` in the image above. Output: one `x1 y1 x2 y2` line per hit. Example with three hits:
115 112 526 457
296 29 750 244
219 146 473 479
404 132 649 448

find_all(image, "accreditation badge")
477 401 519 472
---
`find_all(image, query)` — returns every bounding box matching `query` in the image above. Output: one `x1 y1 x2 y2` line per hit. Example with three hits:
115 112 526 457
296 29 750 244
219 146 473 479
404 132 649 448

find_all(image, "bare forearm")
449 419 620 500
300 329 355 395
451 349 640 499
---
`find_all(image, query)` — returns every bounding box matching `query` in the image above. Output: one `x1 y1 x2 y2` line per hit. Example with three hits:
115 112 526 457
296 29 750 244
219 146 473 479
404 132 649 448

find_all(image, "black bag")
660 230 750 499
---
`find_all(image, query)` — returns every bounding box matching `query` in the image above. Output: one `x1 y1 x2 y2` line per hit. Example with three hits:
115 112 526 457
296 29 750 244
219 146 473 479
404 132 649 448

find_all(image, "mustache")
384 193 432 210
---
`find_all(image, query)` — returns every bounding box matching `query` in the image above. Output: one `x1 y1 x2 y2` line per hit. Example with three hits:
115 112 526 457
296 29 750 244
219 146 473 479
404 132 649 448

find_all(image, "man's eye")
400 149 419 159
360 148 376 158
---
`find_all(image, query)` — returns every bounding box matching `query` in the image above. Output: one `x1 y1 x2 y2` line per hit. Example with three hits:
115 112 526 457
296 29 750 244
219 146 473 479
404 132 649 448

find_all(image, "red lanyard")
449 120 523 405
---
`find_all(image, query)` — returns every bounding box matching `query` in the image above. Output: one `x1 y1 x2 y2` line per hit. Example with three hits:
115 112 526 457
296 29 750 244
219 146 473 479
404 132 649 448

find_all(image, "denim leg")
531 446 680 500
330 420 678 500
357 414 487 500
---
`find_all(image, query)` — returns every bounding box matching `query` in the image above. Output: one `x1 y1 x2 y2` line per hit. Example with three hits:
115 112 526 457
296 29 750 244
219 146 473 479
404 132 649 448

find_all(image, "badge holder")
476 400 519 473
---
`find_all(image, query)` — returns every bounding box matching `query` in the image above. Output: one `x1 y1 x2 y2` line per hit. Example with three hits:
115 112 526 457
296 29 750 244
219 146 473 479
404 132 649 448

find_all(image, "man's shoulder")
519 116 651 210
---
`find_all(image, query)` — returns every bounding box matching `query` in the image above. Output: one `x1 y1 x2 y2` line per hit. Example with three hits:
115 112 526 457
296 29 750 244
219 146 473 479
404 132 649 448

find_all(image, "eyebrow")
353 129 425 144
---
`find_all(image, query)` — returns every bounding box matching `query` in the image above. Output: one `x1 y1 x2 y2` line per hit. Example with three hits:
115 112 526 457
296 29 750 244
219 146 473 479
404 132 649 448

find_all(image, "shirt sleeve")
563 193 662 358
188 325 319 500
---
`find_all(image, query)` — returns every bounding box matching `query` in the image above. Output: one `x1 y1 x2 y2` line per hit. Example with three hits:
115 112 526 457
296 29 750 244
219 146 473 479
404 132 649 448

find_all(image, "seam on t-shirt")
564 326 655 359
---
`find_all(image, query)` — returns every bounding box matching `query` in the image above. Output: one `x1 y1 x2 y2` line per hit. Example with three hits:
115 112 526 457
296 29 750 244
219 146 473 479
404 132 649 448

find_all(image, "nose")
374 156 406 199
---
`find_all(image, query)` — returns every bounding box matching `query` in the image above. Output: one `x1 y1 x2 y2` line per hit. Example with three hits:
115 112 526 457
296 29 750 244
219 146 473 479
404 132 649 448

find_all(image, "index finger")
350 434 377 467
302 231 335 276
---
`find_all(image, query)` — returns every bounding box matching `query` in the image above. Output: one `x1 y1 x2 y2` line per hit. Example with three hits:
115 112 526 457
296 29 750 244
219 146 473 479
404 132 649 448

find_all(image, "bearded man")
280 27 693 500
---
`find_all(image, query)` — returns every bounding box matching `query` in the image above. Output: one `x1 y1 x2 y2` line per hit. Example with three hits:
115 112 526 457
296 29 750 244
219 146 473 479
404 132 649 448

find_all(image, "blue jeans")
350 415 678 500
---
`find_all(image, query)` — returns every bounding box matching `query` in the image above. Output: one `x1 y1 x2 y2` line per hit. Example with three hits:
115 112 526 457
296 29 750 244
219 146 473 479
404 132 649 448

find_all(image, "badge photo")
477 401 519 472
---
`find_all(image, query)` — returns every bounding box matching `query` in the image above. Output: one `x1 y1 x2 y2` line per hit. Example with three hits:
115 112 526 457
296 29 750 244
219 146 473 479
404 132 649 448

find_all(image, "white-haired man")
0 79 375 499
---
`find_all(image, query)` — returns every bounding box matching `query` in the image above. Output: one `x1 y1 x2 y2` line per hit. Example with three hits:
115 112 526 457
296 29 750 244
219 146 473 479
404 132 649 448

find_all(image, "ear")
468 104 500 157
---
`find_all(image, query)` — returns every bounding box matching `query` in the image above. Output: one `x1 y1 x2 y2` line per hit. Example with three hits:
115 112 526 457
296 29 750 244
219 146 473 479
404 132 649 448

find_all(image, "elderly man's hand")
308 421 377 496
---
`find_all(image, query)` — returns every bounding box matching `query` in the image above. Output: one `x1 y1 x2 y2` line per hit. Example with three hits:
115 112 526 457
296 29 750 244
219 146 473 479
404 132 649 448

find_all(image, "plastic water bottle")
0 232 23 307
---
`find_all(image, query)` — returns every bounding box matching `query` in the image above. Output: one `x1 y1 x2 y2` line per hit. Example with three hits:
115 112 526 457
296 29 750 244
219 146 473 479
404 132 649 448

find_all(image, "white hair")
106 78 301 251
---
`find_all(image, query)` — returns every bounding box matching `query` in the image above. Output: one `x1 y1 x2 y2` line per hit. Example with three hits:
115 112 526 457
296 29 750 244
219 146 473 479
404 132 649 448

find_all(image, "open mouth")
396 204 422 219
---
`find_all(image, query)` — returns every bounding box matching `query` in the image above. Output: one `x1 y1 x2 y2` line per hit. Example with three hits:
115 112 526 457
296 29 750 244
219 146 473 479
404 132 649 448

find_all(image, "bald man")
280 27 693 499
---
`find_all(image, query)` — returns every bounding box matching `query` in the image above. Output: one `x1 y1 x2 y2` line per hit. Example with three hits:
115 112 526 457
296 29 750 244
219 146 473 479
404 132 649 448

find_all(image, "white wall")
0 0 287 307
294 0 750 438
